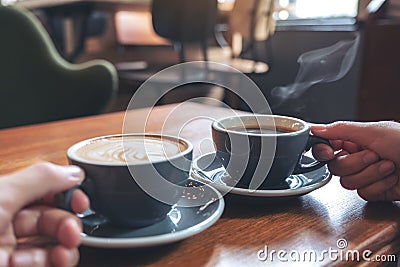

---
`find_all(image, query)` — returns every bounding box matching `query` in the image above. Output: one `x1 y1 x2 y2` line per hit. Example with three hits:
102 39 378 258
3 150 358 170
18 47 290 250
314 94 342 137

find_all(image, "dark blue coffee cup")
212 115 331 189
64 134 193 228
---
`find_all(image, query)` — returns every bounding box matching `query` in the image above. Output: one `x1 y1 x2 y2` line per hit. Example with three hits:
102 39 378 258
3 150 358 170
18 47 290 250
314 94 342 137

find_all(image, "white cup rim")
212 114 309 137
67 133 193 166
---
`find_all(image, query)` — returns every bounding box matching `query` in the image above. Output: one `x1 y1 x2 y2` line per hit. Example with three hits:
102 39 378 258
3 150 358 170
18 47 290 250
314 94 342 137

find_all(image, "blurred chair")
118 0 221 106
118 0 219 77
119 0 274 107
0 6 118 129
151 0 218 63
210 0 275 74
39 2 96 62
150 0 275 71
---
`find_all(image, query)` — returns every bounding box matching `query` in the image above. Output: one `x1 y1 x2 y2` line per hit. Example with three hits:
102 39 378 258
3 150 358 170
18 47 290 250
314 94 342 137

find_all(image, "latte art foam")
73 136 186 164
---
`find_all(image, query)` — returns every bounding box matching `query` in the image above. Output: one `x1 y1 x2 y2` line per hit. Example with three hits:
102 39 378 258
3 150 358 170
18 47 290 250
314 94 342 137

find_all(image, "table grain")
1 103 399 266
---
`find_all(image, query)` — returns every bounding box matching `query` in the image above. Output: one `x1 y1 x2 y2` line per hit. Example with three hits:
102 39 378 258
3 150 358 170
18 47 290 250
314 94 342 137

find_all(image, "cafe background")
1 0 400 125
1 1 400 266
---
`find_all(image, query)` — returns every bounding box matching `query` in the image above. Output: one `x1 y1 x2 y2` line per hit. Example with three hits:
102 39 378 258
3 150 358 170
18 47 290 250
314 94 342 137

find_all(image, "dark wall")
250 29 361 124
357 19 400 121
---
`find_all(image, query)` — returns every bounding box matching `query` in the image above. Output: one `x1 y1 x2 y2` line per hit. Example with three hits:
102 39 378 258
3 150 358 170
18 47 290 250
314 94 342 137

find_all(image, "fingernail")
62 165 84 182
12 252 33 267
311 125 327 133
362 151 379 165
379 161 395 175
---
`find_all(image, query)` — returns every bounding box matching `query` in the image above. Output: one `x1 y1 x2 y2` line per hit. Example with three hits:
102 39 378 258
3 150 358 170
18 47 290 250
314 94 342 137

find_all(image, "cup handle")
55 185 79 211
55 177 92 211
293 135 332 174
55 177 110 226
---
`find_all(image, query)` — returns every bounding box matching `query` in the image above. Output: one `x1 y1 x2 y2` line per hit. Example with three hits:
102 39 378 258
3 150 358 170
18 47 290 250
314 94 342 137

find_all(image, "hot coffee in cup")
73 135 186 164
227 125 296 135
212 115 331 189
65 134 193 228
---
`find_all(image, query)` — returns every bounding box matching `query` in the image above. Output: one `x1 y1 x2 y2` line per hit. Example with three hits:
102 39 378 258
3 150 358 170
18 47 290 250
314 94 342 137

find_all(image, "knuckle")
0 206 12 228
0 182 18 222
330 121 349 130
328 160 350 177
14 209 39 236
30 162 62 179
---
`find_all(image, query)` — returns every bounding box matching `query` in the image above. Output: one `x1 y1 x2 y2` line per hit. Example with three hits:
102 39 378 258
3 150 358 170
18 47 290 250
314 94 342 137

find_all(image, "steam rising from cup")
271 34 360 106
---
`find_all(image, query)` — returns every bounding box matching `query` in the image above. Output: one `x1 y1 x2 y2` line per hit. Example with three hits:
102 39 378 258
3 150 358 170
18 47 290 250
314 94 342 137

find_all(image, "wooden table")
1 103 400 266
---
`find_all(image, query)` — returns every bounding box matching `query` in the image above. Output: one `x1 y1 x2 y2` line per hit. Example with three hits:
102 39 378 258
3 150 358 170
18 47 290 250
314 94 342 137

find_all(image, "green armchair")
0 6 118 129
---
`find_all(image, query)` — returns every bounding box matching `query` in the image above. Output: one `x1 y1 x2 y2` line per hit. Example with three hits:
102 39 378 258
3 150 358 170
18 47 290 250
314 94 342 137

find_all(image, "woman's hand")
0 162 89 267
311 121 400 201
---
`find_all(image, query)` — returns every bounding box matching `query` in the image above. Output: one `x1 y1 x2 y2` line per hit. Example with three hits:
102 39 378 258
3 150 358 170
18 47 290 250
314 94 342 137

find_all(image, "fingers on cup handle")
293 136 333 174
0 163 84 219
55 186 80 212
306 135 332 151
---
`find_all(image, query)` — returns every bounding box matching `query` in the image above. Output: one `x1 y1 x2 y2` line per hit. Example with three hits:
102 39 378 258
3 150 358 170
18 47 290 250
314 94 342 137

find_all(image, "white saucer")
80 179 224 248
191 153 332 198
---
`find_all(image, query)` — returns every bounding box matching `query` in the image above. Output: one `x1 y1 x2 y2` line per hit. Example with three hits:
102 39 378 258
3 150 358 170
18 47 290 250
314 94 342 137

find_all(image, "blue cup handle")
55 177 109 226
55 177 94 211
55 177 109 225
55 185 79 211
293 135 332 174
